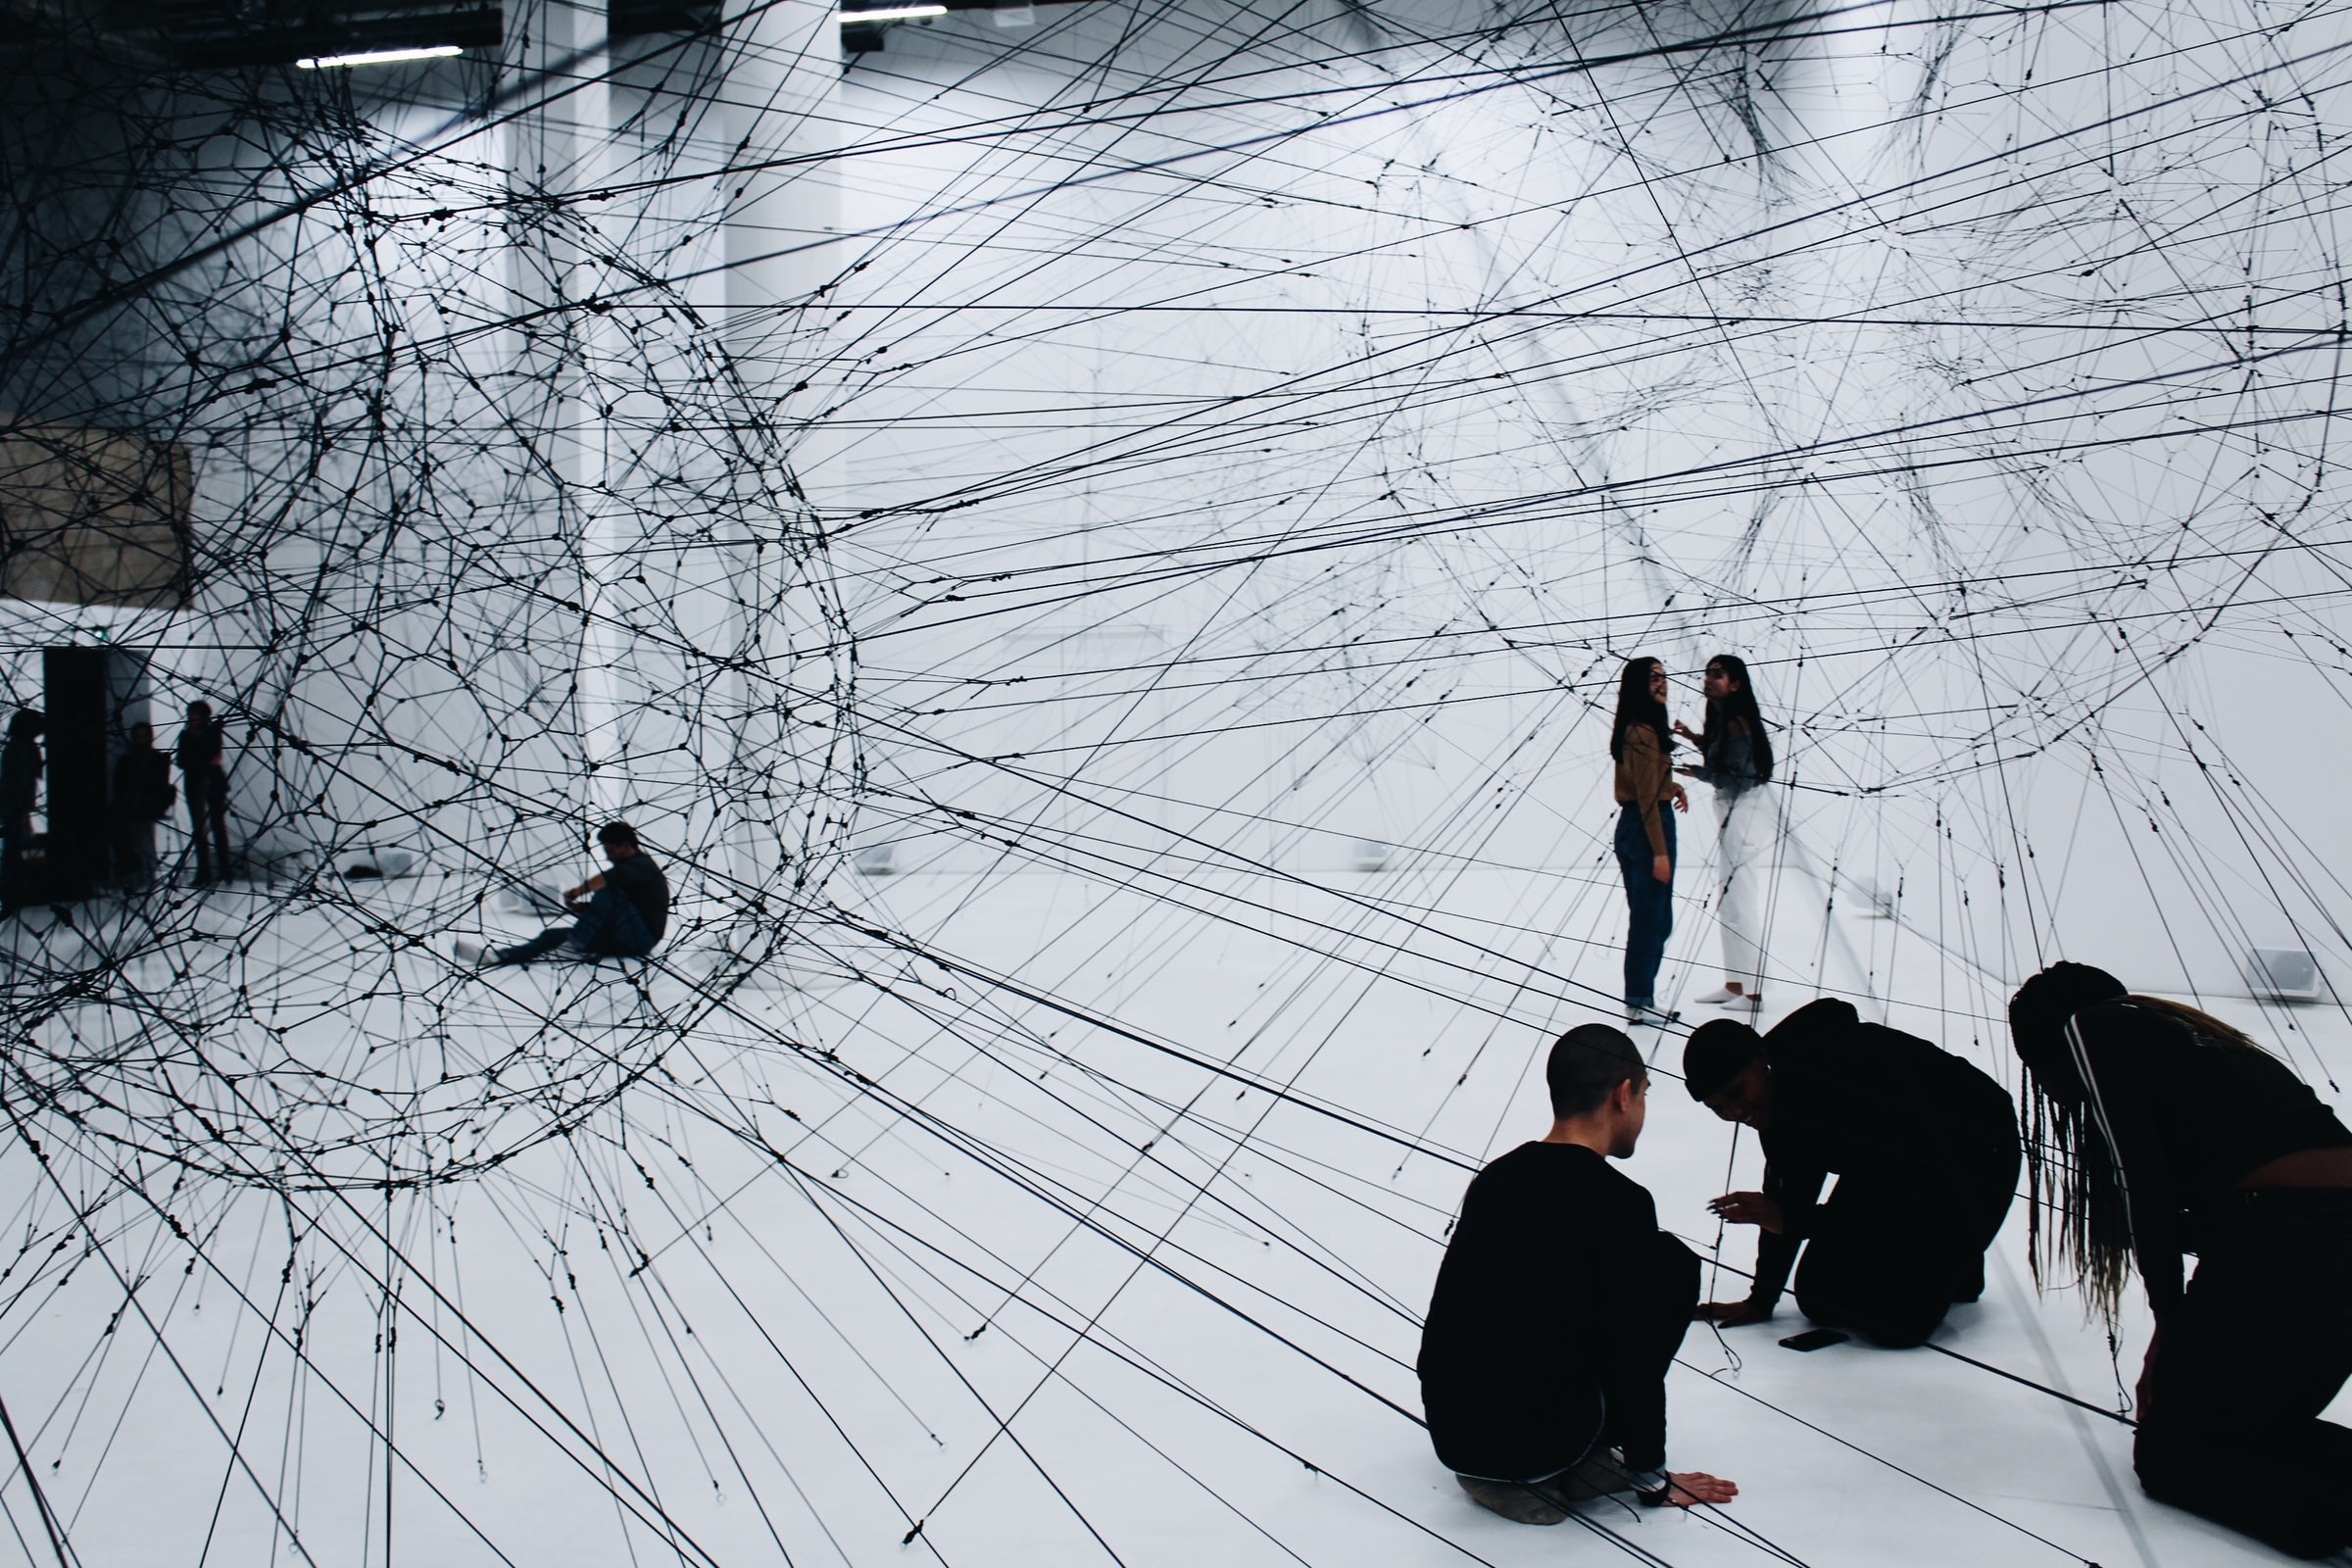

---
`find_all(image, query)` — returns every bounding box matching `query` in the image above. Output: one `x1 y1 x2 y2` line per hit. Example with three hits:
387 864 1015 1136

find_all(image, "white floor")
1 860 2342 1567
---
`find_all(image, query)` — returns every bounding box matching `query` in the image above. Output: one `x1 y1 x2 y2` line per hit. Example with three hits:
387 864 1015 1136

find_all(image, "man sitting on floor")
1417 1023 1740 1525
1686 1001 2023 1348
465 821 670 967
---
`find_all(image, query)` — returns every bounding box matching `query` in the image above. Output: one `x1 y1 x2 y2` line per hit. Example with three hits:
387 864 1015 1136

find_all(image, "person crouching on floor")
1685 1002 2022 1348
1417 1023 1739 1524
472 821 670 966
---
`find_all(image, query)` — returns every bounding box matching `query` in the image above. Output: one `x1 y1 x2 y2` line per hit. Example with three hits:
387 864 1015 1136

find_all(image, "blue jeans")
494 885 657 964
1613 804 1675 1007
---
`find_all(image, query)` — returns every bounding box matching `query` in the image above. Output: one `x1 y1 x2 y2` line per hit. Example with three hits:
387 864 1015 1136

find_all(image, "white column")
723 0 843 380
513 0 629 830
556 2 628 825
719 0 843 902
496 0 627 884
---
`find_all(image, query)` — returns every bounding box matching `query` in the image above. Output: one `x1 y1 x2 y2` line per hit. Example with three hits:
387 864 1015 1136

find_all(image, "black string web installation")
1 0 2348 1562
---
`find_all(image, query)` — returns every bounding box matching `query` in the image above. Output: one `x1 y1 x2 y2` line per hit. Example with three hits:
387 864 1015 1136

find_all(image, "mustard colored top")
1614 724 1673 857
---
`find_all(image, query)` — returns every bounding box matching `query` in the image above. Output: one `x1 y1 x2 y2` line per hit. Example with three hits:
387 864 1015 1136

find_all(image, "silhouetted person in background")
174 701 231 885
111 721 173 887
2 710 45 916
1419 1023 1737 1525
470 821 669 966
2011 963 2352 1559
1685 1000 2021 1348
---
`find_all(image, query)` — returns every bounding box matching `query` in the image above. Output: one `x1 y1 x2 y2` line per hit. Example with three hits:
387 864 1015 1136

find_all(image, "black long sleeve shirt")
1747 1000 2021 1304
1419 1142 1690 1481
2066 999 2352 1316
601 853 670 943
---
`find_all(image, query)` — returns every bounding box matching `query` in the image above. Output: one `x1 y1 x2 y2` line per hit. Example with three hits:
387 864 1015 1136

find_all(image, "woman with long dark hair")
1673 655 1774 1007
1610 658 1687 1025
2008 962 2352 1557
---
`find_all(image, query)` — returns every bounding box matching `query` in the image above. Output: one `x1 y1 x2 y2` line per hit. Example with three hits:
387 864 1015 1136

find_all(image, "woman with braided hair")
2008 962 2352 1557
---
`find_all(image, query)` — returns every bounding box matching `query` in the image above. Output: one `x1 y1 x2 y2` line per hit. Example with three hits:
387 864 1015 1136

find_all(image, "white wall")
814 0 2352 1006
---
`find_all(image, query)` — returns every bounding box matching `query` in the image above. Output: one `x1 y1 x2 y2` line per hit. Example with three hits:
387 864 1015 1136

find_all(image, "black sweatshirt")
1747 1000 2021 1305
2066 999 2352 1316
601 853 670 943
1418 1142 1691 1483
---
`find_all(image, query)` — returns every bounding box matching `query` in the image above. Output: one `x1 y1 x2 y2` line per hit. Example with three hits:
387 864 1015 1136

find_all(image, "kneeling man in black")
1684 999 2022 1348
1418 1024 1738 1525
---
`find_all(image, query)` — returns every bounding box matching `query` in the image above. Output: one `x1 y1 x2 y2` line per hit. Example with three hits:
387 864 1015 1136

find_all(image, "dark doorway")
42 645 148 898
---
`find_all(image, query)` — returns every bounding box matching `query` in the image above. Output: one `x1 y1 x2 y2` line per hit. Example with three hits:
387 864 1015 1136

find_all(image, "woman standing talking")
1674 655 1774 1007
1611 658 1687 1026
2008 963 2352 1557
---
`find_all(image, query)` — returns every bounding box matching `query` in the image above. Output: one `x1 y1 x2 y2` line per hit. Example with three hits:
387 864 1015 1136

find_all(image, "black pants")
1795 1153 2019 1348
492 885 657 965
1589 1235 1701 1469
112 811 157 886
2133 1190 2352 1559
186 767 230 883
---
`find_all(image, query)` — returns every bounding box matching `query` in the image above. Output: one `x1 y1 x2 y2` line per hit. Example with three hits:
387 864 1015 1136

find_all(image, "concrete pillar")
511 0 626 832
717 0 844 903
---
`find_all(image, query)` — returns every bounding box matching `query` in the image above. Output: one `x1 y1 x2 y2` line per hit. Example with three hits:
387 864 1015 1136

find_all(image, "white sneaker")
1625 1004 1683 1028
1693 985 1742 1005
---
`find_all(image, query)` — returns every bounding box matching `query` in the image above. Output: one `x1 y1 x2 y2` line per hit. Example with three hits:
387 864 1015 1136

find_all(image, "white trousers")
1713 788 1774 991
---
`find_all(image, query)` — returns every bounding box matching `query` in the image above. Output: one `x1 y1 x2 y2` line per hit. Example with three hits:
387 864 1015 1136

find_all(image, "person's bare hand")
1671 786 1690 812
1649 1471 1739 1507
1651 854 1672 884
1694 1297 1772 1327
1708 1192 1785 1233
1672 719 1700 740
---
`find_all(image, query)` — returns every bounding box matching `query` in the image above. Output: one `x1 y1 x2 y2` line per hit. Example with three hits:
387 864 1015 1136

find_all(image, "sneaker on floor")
1624 1004 1683 1028
1455 1475 1568 1526
1696 984 1762 1005
1567 1449 1645 1502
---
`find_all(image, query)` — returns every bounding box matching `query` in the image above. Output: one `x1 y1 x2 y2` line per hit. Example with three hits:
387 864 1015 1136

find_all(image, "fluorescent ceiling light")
295 44 464 69
838 5 947 22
